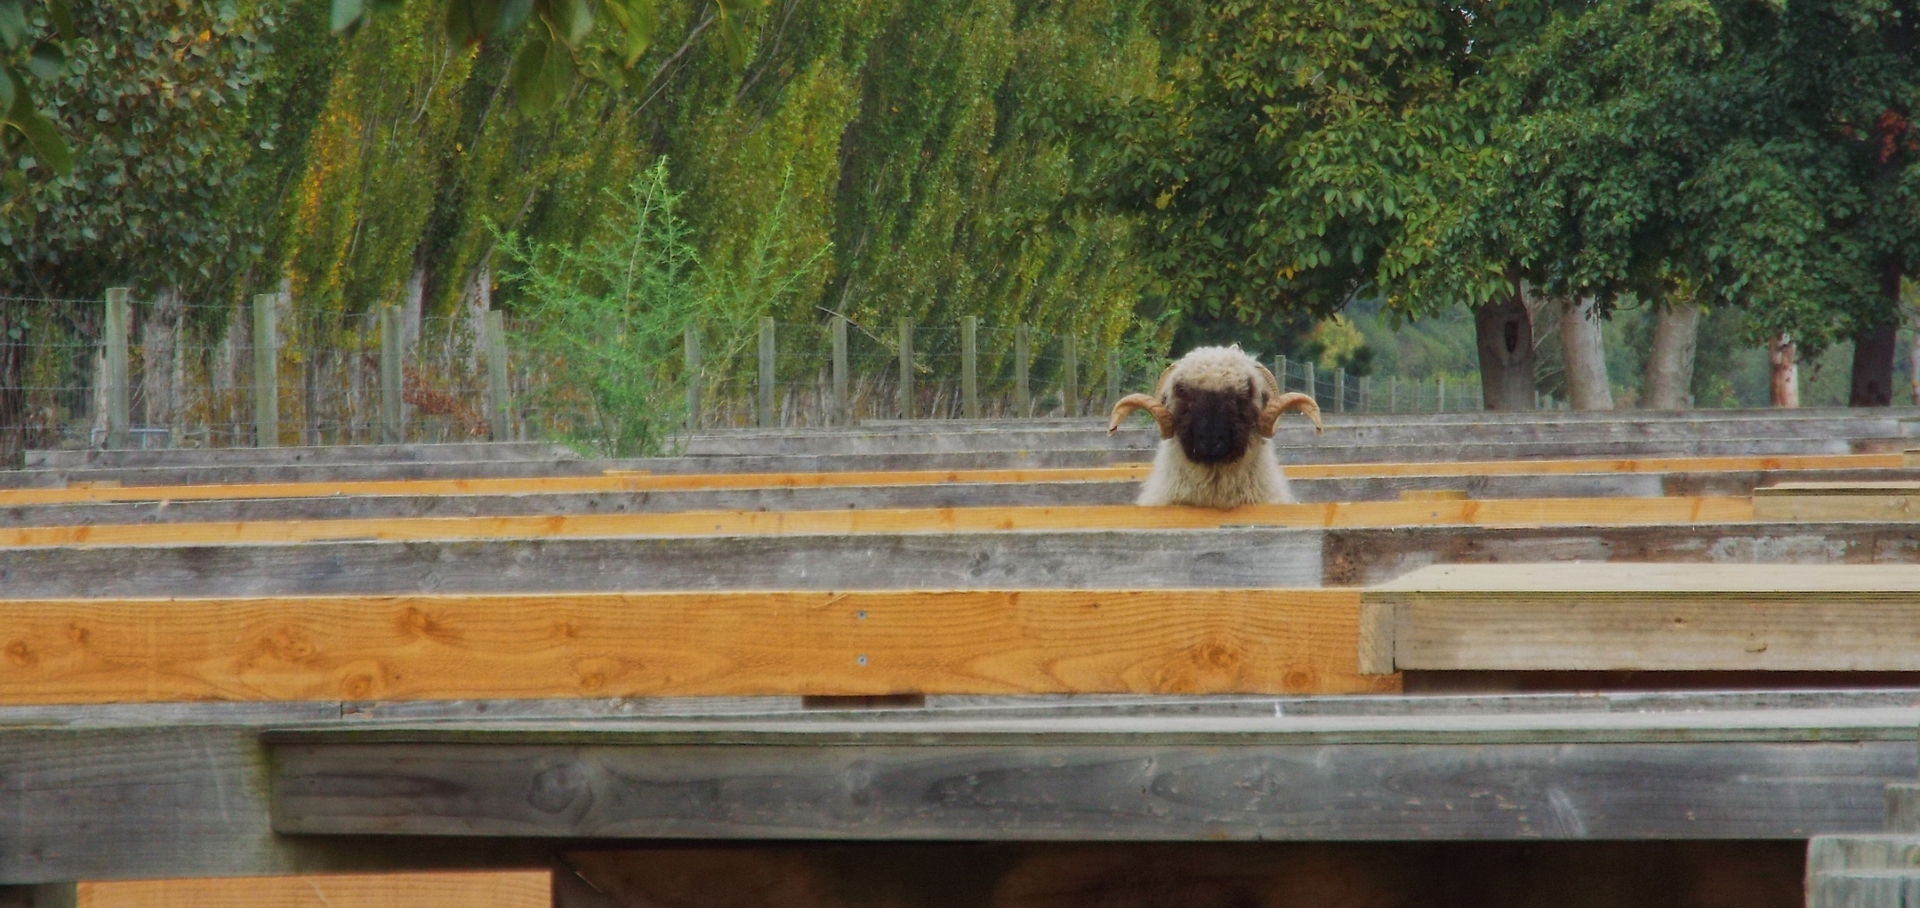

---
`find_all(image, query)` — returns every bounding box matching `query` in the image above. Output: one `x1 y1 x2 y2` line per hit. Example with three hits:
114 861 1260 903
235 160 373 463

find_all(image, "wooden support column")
1274 355 1288 392
897 317 913 420
758 317 776 429
1304 360 1316 403
102 287 129 449
1063 333 1079 416
683 325 701 432
1437 376 1447 413
1014 324 1030 416
485 310 510 441
961 316 979 419
252 293 278 448
830 315 848 427
1335 368 1347 414
379 305 403 445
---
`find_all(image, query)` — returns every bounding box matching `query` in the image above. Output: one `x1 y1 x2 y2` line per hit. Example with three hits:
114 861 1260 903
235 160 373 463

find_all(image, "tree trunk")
1909 311 1920 406
1850 260 1902 406
1560 296 1614 410
1769 334 1799 408
1474 289 1537 411
141 289 185 441
0 307 23 467
1642 302 1701 410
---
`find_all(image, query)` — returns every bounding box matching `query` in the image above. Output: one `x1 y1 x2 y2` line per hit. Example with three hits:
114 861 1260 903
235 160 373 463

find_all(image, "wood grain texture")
0 590 1390 703
1364 563 1920 672
0 497 1758 547
0 454 1895 506
75 872 550 908
1753 482 1920 520
267 735 1910 840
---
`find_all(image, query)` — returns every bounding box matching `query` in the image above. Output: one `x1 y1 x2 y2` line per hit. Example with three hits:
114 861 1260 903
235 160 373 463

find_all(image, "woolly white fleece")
1133 344 1296 508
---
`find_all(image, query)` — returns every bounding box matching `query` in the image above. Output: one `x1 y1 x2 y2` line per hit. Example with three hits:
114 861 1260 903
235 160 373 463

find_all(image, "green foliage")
3 1 279 300
500 158 825 454
0 0 74 177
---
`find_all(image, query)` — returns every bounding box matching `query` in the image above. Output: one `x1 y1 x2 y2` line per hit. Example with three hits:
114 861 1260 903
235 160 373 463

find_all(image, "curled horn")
1108 364 1178 438
1254 363 1324 437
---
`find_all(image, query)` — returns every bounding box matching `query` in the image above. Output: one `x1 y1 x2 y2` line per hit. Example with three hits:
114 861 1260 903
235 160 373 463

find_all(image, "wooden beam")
1755 481 1920 521
0 497 1757 547
75 872 549 908
0 454 1897 506
264 706 1920 840
1361 563 1920 674
0 590 1392 704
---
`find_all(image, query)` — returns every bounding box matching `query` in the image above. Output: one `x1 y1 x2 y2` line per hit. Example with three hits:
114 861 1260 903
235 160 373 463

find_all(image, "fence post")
1063 333 1079 416
758 317 776 428
1361 375 1370 413
103 287 130 449
830 315 849 427
1437 375 1446 413
961 316 980 419
1304 360 1316 402
1106 347 1121 412
1014 324 1030 416
1334 368 1347 414
379 304 402 445
485 310 510 441
1390 376 1398 413
1273 355 1287 392
684 325 701 431
252 292 279 448
897 317 913 419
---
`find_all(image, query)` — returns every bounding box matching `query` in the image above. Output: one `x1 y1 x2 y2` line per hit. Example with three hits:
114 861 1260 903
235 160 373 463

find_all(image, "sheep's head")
1107 346 1323 462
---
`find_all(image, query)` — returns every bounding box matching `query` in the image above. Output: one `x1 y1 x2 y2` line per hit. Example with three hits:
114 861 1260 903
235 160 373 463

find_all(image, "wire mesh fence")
0 293 1483 464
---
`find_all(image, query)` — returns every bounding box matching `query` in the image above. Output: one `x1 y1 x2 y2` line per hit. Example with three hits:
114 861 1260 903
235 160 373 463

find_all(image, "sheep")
1107 345 1323 508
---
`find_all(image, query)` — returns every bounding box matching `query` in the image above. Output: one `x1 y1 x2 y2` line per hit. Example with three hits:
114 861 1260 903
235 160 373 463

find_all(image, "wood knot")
4 639 37 669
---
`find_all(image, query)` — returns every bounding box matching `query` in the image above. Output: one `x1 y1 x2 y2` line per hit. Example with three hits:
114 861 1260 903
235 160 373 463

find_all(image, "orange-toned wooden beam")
0 453 1899 506
0 496 1756 547
76 872 551 908
0 589 1393 704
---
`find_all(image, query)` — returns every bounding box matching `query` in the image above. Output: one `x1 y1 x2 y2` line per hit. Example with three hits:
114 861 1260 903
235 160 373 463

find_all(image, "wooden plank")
0 454 1897 506
264 710 1920 840
1362 563 1920 673
1755 481 1920 520
0 497 1758 547
0 590 1392 704
76 872 549 908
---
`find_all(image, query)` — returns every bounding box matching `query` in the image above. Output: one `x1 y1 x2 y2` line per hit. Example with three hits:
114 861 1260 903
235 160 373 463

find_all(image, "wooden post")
830 315 849 427
485 310 510 441
1437 375 1447 413
103 287 129 449
897 317 913 420
1014 324 1030 416
684 325 701 431
1361 375 1371 413
1274 355 1287 392
758 317 776 428
1304 360 1316 402
1106 347 1121 411
380 305 403 445
1063 333 1079 416
1335 368 1347 414
961 316 980 419
1391 376 1398 412
252 292 278 448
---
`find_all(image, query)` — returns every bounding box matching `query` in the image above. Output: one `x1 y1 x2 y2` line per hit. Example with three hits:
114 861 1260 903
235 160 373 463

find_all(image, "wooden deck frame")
0 590 1392 705
0 454 1898 506
1359 563 1920 674
0 497 1757 547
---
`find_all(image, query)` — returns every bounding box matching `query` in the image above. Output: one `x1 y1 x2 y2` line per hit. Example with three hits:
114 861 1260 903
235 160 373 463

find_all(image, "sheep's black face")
1171 381 1258 466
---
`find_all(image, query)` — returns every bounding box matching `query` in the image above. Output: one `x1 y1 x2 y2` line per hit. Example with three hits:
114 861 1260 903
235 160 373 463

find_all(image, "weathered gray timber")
1 437 1905 487
1807 836 1920 907
22 442 579 469
9 522 1920 597
7 469 1912 527
681 412 1920 457
0 691 1911 883
265 702 1920 841
1889 784 1920 832
0 530 1326 596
